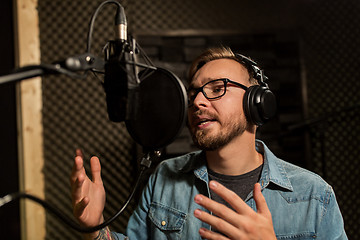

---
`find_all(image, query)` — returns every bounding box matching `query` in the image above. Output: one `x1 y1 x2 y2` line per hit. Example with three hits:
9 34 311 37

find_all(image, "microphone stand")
0 0 166 233
0 53 104 85
0 51 159 233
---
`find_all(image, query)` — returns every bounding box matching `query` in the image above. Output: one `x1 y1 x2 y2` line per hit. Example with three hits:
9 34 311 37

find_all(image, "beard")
189 110 249 151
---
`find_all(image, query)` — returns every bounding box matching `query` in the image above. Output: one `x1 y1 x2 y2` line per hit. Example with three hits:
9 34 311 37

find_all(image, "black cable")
86 0 158 86
0 165 147 233
87 0 124 54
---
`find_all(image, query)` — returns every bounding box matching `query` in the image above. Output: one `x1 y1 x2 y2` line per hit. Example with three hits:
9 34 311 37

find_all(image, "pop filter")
125 67 188 150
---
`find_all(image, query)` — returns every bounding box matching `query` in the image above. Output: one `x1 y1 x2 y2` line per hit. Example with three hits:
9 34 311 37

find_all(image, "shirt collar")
181 140 294 192
179 151 208 182
256 140 293 191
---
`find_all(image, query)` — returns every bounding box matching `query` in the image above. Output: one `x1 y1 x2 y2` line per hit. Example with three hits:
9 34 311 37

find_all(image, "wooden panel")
14 0 45 239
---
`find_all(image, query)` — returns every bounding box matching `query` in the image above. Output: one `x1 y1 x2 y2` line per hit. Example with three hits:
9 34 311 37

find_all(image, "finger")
198 227 231 240
194 209 243 239
73 196 90 218
70 155 85 184
76 148 84 158
90 156 102 184
209 180 253 215
253 183 271 217
194 194 242 224
71 173 86 205
194 194 248 231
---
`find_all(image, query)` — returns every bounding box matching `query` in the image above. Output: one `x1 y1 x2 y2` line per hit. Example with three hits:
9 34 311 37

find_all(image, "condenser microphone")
103 4 134 122
103 3 188 150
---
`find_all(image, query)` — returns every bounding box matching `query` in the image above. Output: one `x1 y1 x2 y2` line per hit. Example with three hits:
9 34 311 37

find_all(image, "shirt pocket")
148 202 187 232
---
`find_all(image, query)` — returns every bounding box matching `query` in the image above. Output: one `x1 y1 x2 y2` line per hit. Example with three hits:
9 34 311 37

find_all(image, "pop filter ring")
125 67 188 151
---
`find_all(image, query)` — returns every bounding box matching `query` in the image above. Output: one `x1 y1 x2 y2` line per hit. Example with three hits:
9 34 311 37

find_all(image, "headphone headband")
235 53 268 87
235 53 276 126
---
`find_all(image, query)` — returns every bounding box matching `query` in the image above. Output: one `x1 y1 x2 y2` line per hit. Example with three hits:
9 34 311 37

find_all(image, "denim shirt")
113 140 347 240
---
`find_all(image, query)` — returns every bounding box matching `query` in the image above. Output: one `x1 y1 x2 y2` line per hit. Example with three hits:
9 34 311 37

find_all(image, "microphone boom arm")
0 53 105 85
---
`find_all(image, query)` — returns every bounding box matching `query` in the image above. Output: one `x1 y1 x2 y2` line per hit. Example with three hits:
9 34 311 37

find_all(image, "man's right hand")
70 149 106 239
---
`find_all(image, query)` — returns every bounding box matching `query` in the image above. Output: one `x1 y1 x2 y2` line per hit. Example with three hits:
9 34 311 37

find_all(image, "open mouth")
198 119 215 126
195 118 217 128
190 110 218 129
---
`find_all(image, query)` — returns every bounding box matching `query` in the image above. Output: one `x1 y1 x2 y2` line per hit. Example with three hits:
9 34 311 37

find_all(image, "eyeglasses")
187 78 248 106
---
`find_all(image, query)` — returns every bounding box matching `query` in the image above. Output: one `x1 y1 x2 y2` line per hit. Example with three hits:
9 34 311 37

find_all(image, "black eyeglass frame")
187 78 248 105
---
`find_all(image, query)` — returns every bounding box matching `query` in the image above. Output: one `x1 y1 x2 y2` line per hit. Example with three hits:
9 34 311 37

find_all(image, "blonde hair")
188 46 258 85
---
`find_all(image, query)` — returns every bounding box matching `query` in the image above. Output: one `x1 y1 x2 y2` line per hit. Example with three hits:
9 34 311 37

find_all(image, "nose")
191 90 209 108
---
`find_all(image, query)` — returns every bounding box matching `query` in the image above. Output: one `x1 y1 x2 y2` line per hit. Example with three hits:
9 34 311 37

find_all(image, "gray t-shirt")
208 164 263 210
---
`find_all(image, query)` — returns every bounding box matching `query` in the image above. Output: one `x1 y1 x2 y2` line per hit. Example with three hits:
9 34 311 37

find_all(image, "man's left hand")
194 180 276 240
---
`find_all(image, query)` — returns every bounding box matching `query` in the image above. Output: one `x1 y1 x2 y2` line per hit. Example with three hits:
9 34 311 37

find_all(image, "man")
70 47 347 239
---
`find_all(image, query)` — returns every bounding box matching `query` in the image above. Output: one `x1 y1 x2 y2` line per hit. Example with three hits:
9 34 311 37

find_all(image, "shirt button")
161 220 166 226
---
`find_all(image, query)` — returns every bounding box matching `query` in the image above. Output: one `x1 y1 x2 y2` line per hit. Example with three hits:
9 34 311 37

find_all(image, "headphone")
235 53 277 126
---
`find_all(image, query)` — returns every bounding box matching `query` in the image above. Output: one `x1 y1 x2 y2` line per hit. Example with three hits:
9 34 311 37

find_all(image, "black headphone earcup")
243 85 276 126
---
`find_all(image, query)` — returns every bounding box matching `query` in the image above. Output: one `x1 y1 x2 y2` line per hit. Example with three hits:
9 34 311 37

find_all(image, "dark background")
0 0 359 239
0 0 20 237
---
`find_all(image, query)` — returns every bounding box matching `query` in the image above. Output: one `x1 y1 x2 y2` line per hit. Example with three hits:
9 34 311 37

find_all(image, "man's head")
187 46 259 151
188 47 258 86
